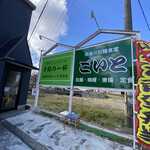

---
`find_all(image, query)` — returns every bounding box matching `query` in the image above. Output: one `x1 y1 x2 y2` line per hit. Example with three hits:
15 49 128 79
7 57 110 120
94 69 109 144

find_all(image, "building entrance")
1 69 22 111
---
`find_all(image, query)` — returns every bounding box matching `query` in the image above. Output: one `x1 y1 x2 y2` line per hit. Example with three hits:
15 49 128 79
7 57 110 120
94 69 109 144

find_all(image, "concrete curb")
35 108 133 140
1 120 48 150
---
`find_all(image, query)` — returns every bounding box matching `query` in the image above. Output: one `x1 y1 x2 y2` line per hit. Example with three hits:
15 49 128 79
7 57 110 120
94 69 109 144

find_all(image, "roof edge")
21 0 36 10
5 57 39 70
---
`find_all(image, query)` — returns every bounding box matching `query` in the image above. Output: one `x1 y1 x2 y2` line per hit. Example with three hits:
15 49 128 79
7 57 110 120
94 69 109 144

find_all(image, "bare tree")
29 71 38 91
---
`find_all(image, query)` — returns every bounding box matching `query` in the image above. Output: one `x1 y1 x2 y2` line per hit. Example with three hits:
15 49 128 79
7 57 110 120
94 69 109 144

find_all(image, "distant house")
0 0 37 112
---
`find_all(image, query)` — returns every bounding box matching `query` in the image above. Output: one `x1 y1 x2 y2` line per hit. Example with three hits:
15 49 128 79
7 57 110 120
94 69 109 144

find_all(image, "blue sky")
59 0 125 46
29 0 150 66
59 0 150 46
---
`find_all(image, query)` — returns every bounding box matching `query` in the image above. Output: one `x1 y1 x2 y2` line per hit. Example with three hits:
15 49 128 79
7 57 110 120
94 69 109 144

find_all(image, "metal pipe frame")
75 29 140 49
36 32 140 149
131 37 136 150
42 43 58 56
42 29 140 56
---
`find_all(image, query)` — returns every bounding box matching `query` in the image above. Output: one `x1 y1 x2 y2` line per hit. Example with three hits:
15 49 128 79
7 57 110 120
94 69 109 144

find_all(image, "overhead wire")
41 0 71 49
36 0 43 7
46 0 71 36
43 0 74 49
44 0 77 49
28 0 43 31
53 0 77 34
51 0 77 36
55 0 78 33
137 0 150 32
28 0 51 43
29 0 78 52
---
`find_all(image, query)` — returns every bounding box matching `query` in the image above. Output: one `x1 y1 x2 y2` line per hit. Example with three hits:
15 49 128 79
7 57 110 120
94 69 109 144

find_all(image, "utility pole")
124 0 133 31
124 0 133 128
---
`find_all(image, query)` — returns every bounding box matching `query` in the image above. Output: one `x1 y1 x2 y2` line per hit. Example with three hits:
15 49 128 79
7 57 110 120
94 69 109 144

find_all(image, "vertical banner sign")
74 39 134 89
134 40 150 149
39 51 73 86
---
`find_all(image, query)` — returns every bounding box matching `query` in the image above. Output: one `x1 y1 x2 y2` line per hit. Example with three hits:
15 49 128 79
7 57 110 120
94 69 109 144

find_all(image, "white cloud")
28 0 68 66
34 62 40 68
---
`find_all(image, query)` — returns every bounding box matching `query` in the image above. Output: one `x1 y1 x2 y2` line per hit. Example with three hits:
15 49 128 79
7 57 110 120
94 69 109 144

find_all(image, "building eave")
22 0 36 10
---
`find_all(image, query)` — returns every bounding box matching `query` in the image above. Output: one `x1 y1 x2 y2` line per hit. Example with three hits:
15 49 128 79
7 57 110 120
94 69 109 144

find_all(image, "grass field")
27 90 127 130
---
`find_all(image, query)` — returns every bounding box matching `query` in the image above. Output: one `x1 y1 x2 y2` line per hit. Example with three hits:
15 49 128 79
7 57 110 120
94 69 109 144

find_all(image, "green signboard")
39 51 73 86
73 39 135 89
39 39 135 90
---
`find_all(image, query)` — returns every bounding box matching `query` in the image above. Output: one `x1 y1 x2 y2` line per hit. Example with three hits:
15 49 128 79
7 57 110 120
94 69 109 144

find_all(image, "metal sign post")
131 37 136 150
69 47 76 113
34 42 74 110
34 55 43 109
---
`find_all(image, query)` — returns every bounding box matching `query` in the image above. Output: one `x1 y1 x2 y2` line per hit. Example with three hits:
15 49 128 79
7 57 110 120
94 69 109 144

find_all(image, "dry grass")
27 91 126 129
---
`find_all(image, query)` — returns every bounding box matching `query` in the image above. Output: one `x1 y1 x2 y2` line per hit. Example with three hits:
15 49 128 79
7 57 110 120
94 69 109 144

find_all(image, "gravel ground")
6 111 132 150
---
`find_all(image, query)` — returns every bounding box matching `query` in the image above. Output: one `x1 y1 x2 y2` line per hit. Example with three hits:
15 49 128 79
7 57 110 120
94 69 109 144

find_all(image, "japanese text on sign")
74 39 134 89
39 52 73 86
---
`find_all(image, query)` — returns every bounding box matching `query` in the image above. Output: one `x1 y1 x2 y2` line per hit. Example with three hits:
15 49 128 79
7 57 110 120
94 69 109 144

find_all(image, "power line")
28 0 50 43
34 0 51 35
138 0 150 32
48 0 72 36
43 0 75 49
36 0 43 7
41 0 71 49
67 0 77 15
48 0 77 40
37 0 78 50
46 0 71 35
30 0 43 18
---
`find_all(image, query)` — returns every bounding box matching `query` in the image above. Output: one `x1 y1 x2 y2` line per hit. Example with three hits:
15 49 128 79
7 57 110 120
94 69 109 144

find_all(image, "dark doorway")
1 69 22 111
